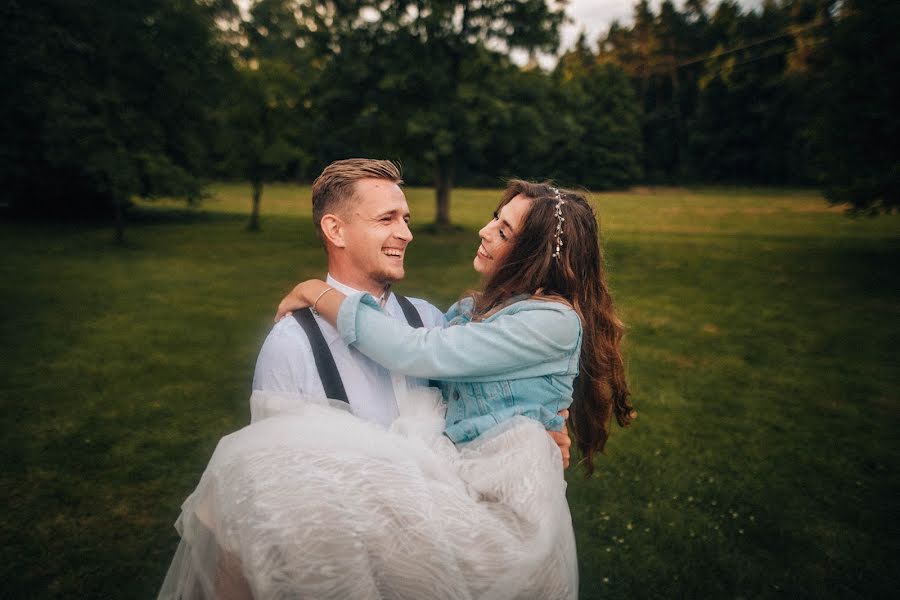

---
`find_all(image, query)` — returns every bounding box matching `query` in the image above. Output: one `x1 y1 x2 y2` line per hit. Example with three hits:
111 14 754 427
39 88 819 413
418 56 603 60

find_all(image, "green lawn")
1 184 897 598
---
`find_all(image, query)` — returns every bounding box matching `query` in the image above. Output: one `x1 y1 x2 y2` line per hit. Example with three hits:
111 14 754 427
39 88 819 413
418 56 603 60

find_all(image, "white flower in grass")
603 577 610 584
606 547 612 552
626 522 633 530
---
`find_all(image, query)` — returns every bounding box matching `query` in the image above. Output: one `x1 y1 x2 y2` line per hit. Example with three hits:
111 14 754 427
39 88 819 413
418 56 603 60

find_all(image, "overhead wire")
614 17 829 76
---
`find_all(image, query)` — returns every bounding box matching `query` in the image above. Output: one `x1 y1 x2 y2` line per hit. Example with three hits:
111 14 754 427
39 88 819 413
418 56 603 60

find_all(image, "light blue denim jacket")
337 293 582 443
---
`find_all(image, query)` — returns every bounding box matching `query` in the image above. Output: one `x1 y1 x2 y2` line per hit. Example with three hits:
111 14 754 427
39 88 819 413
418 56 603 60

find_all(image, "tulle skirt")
158 389 578 599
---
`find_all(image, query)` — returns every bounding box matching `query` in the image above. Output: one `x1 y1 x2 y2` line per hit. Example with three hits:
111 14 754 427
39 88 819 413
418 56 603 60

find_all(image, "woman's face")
473 194 532 277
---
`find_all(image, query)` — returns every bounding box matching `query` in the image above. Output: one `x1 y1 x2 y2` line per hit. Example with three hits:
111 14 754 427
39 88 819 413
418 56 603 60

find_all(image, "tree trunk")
248 179 262 231
434 158 453 227
113 194 125 245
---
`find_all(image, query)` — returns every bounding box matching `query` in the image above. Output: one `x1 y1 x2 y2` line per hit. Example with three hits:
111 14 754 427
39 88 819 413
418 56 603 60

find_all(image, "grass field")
1 183 897 599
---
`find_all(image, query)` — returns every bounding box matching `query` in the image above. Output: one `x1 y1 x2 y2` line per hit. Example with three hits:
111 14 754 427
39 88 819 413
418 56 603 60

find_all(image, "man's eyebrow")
374 209 410 219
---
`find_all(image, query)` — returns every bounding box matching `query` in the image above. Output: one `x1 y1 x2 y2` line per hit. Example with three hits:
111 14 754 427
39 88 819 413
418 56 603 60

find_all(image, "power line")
611 18 829 76
676 18 827 69
699 37 827 81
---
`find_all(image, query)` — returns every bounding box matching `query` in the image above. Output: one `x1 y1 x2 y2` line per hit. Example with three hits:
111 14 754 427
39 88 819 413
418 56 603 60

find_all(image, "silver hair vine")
550 186 566 259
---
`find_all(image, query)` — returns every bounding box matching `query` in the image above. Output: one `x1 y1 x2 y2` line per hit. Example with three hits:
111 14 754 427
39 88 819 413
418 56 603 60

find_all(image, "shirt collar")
326 274 391 307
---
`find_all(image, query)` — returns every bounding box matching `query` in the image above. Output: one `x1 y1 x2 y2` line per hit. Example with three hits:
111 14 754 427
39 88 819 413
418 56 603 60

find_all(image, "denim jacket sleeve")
336 292 581 380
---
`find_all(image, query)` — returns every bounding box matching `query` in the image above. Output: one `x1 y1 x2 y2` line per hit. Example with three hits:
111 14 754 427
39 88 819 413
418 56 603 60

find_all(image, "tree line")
593 0 897 213
2 0 896 241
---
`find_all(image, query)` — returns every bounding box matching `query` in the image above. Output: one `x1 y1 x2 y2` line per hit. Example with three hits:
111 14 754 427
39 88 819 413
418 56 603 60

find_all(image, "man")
252 159 443 427
252 158 571 466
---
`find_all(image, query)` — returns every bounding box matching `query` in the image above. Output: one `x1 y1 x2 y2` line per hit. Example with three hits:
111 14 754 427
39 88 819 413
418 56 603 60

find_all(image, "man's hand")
549 409 572 470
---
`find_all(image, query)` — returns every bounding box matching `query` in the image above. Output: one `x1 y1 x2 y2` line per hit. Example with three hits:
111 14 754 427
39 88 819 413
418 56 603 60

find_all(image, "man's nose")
395 220 413 242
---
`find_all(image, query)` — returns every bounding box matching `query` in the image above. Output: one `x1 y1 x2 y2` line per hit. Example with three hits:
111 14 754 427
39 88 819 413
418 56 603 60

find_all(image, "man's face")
338 178 412 288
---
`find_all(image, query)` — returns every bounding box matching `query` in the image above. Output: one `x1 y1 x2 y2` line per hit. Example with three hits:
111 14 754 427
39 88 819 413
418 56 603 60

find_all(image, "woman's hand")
275 280 328 322
548 409 572 470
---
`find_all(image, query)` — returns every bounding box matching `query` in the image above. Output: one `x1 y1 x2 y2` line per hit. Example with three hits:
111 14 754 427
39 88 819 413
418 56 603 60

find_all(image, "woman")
159 180 634 600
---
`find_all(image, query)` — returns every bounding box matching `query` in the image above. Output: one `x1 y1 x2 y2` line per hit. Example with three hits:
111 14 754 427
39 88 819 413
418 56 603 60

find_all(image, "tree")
594 0 834 186
296 0 566 226
226 61 309 231
552 35 643 188
0 0 236 242
222 0 313 231
812 0 899 213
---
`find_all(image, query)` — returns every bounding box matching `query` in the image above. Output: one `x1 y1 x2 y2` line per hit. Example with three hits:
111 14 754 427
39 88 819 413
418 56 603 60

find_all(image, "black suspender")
395 294 424 328
294 308 350 403
294 294 425 404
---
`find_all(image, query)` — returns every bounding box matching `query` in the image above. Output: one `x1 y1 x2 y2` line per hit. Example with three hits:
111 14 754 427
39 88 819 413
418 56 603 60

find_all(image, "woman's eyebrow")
497 210 515 234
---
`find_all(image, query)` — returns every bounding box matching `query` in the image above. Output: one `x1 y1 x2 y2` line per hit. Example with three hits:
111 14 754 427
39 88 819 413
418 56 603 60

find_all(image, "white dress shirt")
252 275 445 427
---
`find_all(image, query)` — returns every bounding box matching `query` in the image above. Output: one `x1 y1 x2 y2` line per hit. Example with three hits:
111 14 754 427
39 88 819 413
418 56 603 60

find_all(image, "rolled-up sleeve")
337 293 581 380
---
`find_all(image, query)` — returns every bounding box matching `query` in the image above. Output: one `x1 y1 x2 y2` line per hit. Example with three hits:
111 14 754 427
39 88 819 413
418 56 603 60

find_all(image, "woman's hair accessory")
550 187 566 259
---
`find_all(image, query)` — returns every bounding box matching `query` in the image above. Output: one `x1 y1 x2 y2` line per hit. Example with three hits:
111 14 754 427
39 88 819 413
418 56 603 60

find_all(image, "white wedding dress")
158 388 578 599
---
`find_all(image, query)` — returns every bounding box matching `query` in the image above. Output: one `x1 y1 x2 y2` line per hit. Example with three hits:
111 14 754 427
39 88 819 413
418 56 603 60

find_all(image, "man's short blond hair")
312 159 403 243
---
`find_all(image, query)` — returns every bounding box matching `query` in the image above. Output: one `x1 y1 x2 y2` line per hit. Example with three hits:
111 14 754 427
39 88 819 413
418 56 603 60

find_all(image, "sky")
562 0 636 47
560 0 765 51
235 1 766 62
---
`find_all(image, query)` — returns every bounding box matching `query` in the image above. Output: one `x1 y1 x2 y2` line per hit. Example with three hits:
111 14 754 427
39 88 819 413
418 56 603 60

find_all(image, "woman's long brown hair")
471 180 635 474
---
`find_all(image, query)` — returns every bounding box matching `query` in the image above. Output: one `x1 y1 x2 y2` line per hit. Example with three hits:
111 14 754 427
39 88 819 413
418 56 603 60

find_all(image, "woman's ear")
320 214 346 248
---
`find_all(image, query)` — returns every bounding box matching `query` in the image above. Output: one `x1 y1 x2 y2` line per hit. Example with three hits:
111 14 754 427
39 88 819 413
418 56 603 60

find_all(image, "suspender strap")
395 294 439 388
294 308 349 403
395 294 424 328
295 295 427 404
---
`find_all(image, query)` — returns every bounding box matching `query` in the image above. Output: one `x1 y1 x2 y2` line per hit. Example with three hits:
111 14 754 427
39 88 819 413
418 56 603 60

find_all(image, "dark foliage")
813 0 900 213
0 0 235 239
3 0 896 226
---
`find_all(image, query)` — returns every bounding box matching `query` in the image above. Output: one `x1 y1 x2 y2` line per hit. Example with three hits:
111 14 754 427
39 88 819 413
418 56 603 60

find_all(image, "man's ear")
320 214 346 248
